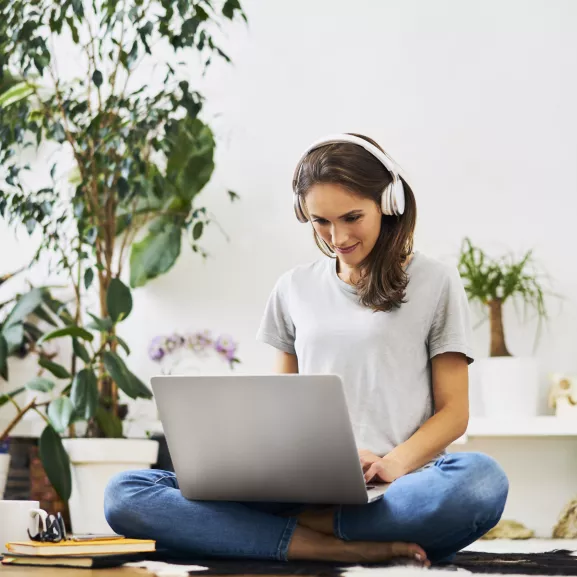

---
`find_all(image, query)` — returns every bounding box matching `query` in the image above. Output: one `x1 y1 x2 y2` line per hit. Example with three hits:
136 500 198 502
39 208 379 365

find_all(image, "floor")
1 539 576 577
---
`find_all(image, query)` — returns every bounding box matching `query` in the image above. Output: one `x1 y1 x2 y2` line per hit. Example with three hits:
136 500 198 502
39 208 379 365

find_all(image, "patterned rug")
144 549 577 576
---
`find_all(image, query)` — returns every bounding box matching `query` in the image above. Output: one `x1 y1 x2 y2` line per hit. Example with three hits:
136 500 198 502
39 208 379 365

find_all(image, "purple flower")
148 336 166 361
149 330 240 367
214 335 237 357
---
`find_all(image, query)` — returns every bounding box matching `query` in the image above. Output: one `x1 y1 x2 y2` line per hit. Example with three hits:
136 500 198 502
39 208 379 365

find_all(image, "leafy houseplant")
0 268 75 428
0 268 70 500
0 0 246 512
457 237 554 419
457 237 549 357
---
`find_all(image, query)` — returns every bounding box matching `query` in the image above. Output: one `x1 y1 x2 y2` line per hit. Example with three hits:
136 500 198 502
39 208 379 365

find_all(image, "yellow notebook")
5 538 155 556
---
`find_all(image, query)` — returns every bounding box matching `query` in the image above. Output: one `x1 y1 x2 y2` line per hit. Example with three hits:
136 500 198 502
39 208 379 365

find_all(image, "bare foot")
287 526 430 566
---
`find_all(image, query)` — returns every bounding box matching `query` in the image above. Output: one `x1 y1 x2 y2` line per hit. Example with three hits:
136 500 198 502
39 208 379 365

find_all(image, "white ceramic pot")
0 454 11 498
479 357 539 418
63 438 159 535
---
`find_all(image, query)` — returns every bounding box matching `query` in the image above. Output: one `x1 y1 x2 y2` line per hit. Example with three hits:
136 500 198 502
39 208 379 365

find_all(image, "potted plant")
457 237 553 418
0 269 73 498
0 0 246 533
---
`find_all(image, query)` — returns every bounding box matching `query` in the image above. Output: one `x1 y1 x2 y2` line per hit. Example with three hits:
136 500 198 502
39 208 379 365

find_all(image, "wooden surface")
0 569 288 577
0 566 152 576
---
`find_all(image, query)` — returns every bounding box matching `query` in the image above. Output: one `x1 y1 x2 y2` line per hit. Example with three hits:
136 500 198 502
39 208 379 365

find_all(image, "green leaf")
0 82 35 108
102 351 151 399
127 371 153 399
117 177 129 198
102 351 138 398
165 118 215 203
70 369 98 420
92 70 103 87
0 387 25 407
107 278 133 323
38 358 71 379
32 305 58 327
39 425 71 501
115 335 131 356
0 335 8 380
4 289 44 329
86 312 113 332
42 295 74 324
95 406 123 438
66 16 80 43
38 325 94 345
129 220 181 288
72 338 91 364
227 190 240 202
84 268 94 290
192 221 203 240
48 397 74 433
222 0 247 21
2 323 24 353
26 377 56 393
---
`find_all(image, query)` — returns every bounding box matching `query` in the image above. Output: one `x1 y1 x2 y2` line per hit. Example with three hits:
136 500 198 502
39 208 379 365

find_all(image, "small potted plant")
457 237 554 418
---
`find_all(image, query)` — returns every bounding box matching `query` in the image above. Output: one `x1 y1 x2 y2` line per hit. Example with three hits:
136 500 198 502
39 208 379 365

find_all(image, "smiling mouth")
334 243 359 254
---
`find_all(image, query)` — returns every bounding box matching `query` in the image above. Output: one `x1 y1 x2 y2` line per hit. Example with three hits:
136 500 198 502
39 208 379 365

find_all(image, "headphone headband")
292 134 409 222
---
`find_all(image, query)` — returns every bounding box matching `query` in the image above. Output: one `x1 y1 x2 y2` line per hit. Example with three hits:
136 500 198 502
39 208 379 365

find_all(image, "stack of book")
2 537 156 569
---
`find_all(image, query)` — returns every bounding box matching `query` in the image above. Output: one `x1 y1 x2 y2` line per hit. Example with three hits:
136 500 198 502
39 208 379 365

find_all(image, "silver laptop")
150 374 390 505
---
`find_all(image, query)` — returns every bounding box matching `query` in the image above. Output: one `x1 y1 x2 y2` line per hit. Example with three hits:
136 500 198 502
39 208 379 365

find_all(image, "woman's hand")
358 449 382 473
360 450 407 484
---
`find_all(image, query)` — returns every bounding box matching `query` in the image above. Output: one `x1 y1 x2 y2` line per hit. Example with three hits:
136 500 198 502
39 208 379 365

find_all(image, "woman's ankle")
286 526 343 560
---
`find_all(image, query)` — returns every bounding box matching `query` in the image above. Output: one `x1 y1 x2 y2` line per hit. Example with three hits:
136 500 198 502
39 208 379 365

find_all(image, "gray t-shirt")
256 251 474 459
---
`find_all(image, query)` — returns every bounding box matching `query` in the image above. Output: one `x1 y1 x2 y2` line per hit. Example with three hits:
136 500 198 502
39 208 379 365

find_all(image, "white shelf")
5 417 577 441
453 416 577 443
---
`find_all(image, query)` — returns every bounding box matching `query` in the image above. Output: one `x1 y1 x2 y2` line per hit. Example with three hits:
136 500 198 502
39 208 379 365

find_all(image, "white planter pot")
63 438 159 535
479 357 539 418
0 454 10 498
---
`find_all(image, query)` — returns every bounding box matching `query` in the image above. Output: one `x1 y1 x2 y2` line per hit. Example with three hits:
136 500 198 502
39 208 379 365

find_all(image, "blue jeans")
104 451 508 564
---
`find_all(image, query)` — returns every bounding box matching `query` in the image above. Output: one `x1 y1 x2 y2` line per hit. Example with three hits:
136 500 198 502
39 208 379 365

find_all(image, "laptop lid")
151 374 369 504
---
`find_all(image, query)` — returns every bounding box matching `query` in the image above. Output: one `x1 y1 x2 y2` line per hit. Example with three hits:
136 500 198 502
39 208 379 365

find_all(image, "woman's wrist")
380 453 409 481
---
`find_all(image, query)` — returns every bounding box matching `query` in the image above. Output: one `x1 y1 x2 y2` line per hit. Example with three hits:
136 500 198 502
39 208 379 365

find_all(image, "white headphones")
292 134 409 223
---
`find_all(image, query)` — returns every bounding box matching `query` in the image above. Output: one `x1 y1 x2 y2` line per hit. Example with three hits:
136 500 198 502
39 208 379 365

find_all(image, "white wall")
2 0 577 538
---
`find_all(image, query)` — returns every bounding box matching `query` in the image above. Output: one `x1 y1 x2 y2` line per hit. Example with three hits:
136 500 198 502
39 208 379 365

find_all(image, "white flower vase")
161 350 234 376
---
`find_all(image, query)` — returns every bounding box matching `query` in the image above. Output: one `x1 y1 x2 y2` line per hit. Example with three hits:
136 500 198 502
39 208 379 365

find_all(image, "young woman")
104 134 508 567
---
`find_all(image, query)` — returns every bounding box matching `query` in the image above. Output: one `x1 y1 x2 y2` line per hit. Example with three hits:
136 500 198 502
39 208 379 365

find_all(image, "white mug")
0 500 40 554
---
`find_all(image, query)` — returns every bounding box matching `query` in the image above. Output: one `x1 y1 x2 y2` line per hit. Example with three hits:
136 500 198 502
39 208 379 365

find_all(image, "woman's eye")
314 219 329 225
345 215 360 223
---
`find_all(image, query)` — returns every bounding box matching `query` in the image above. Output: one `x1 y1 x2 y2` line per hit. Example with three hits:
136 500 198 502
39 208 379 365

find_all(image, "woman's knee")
104 469 171 534
454 452 509 520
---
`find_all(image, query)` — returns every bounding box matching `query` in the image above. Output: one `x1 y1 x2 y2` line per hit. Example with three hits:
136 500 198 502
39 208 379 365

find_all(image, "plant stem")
0 398 37 442
488 299 511 357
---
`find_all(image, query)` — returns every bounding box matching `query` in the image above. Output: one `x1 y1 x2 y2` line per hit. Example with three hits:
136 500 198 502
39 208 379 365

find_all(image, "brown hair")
294 133 417 313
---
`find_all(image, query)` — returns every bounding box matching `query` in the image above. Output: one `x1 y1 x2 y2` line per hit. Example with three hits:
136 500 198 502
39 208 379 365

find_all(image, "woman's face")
305 183 382 267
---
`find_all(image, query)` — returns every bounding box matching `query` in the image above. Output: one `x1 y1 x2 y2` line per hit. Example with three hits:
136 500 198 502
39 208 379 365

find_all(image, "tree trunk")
488 299 511 357
86 273 118 438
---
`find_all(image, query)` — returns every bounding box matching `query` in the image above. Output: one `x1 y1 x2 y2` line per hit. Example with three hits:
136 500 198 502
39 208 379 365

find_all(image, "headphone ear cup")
381 184 392 216
393 179 406 215
294 194 308 223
